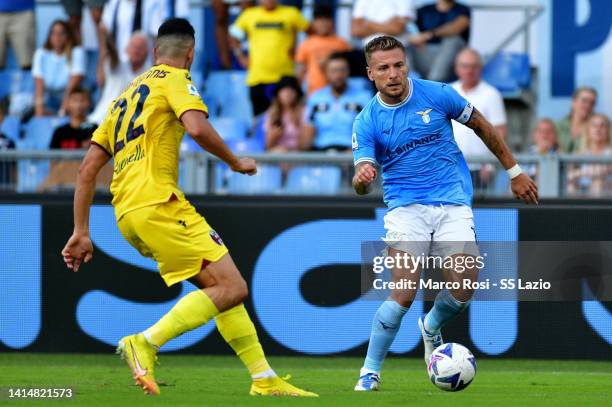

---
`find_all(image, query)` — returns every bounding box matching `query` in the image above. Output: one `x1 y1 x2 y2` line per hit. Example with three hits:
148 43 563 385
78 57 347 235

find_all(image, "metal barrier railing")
2 150 612 199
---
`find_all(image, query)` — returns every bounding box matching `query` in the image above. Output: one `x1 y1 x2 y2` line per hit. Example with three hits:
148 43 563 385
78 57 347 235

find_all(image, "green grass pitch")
0 354 610 406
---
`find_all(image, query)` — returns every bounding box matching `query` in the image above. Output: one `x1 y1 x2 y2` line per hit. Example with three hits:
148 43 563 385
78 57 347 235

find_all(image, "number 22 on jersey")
112 84 150 155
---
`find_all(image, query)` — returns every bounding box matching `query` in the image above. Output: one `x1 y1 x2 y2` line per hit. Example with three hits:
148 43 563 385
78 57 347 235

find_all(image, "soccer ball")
427 343 476 392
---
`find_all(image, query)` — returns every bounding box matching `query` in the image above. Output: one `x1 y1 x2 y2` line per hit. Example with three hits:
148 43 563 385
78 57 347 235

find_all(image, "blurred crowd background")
0 0 610 198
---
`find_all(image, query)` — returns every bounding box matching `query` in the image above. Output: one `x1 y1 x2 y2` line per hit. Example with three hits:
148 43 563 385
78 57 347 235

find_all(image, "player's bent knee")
391 289 416 308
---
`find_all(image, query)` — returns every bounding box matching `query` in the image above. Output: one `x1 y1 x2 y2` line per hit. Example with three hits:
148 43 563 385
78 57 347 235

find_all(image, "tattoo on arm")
465 108 515 169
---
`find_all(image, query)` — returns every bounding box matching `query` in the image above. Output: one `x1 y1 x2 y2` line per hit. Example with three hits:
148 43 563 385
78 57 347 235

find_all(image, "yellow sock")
144 290 219 348
215 304 273 378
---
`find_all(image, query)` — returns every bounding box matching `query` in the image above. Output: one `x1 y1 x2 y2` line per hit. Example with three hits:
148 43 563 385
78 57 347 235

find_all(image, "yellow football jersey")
91 64 208 220
234 6 309 86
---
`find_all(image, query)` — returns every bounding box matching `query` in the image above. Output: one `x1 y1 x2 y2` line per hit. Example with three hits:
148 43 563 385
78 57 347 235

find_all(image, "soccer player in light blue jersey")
352 36 539 392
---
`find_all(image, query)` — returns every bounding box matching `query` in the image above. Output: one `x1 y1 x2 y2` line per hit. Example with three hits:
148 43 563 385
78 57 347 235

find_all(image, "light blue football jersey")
352 78 475 210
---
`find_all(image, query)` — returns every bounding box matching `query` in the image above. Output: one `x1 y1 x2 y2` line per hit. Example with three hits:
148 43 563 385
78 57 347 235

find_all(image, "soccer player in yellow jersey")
230 0 309 115
60 18 317 398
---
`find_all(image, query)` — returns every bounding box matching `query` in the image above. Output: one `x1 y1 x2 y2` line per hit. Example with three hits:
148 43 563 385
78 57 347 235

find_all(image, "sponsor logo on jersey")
388 132 442 158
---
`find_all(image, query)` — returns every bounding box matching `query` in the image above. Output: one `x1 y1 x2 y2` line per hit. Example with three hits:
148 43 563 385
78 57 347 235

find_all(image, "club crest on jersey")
416 108 433 124
210 230 224 246
187 83 200 97
352 133 359 150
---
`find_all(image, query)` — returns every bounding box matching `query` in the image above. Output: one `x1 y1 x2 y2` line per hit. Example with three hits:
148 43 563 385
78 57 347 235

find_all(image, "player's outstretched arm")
352 162 377 195
465 108 538 204
181 110 257 175
62 143 111 272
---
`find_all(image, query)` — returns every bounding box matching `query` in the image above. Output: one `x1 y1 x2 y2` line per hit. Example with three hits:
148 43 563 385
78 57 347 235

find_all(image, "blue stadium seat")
482 52 531 95
227 137 264 153
226 164 281 195
15 117 69 192
16 160 49 193
252 115 266 147
209 117 249 141
23 117 70 149
0 69 34 100
204 70 252 123
285 166 342 195
1 116 20 141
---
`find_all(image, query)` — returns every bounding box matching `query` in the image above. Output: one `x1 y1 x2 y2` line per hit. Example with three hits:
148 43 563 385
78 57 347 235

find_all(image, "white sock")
252 369 277 379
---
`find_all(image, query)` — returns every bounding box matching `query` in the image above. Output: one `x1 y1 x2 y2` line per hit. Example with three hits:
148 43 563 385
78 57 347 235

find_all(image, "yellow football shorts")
117 198 229 286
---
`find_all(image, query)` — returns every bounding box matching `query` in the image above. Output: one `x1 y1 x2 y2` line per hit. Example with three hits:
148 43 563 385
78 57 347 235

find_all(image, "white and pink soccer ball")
427 343 477 392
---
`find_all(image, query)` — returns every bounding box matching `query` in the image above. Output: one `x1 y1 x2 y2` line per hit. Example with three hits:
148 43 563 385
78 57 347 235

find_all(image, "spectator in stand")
296 5 350 95
567 114 612 197
60 0 107 44
451 48 506 188
264 76 305 152
0 101 16 189
351 0 413 46
0 0 35 70
229 0 309 116
33 21 86 117
89 31 148 124
42 87 98 190
50 87 97 150
530 118 558 155
556 86 597 153
211 0 254 69
524 118 558 180
102 0 189 64
301 53 371 152
408 0 470 82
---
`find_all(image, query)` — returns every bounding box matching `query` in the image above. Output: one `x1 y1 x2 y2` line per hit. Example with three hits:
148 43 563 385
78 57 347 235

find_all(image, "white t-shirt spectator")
88 61 146 125
103 0 189 63
451 80 506 159
352 0 415 45
32 46 86 91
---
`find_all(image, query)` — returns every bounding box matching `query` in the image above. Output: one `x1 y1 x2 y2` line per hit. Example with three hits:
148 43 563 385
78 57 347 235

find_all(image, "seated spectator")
524 118 558 180
264 76 305 152
567 114 612 197
33 20 86 116
556 86 597 153
301 53 371 152
89 31 148 125
42 87 101 191
0 0 35 70
351 0 413 46
296 5 351 95
230 0 309 116
0 101 16 190
408 0 470 82
529 118 558 155
50 87 97 150
451 48 506 189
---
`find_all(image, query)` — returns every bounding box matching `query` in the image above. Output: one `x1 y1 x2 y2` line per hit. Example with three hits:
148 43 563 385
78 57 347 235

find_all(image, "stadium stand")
482 52 531 96
226 164 282 195
0 116 20 141
203 70 252 123
285 165 342 195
